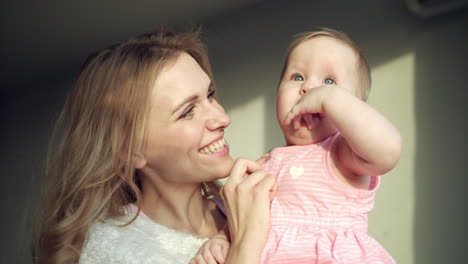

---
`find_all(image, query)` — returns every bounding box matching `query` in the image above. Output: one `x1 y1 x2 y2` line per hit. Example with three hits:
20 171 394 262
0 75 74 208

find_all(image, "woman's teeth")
200 138 227 154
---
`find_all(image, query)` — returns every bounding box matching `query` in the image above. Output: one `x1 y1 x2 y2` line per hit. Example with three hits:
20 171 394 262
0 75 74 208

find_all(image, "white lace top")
80 206 208 264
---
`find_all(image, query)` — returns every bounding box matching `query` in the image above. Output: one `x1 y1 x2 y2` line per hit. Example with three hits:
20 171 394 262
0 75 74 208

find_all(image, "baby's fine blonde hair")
33 27 221 264
280 28 371 101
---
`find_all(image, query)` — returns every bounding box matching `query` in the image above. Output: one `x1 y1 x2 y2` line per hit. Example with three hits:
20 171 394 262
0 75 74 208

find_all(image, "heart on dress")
289 166 304 179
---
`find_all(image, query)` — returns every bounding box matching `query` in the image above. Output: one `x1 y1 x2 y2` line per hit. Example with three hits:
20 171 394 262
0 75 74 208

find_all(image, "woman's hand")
220 158 277 263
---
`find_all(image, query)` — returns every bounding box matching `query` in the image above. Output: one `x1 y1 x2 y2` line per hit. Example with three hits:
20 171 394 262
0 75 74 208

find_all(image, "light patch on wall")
368 52 415 262
225 95 265 161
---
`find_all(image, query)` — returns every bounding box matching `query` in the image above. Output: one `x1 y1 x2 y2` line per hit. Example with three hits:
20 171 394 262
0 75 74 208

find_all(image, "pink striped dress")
260 133 396 264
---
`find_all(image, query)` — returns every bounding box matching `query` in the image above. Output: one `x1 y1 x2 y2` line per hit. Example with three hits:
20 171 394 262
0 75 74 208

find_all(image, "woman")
34 28 275 264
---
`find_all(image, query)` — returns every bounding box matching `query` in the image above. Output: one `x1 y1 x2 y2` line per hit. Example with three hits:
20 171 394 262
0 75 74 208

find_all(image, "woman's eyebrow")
172 95 198 114
171 81 212 114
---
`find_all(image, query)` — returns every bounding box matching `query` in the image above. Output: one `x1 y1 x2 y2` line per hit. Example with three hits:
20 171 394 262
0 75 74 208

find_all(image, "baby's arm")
190 225 230 264
285 85 401 178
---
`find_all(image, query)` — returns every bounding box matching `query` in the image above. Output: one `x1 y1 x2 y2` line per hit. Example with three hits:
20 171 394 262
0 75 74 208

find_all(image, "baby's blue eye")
293 75 304 81
324 78 335 85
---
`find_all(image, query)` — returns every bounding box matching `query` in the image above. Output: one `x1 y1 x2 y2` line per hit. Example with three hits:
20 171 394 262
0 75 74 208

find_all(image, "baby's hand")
190 235 230 264
284 85 342 130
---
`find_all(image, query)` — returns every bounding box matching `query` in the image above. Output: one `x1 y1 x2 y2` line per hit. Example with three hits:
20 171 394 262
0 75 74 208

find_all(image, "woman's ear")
119 151 147 169
132 153 147 169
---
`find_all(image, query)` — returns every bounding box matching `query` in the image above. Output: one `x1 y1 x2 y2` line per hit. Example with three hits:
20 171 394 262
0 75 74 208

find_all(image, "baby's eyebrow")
286 62 304 71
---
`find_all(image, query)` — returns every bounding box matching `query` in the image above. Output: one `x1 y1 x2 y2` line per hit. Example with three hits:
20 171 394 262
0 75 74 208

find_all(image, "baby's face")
277 36 360 145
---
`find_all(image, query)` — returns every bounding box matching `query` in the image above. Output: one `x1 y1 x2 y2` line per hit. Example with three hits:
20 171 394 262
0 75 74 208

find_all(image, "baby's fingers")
190 246 217 264
210 243 228 263
284 110 297 126
190 255 206 264
303 113 314 130
313 114 321 127
284 102 306 125
293 115 302 130
200 248 218 264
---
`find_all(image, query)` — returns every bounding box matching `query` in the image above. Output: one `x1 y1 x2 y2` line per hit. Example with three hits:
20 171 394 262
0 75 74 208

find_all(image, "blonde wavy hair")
280 28 372 101
33 27 221 264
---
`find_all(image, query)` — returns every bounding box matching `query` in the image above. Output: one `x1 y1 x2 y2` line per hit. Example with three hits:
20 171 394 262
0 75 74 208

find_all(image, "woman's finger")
255 154 269 167
255 174 277 201
227 158 263 184
236 169 268 190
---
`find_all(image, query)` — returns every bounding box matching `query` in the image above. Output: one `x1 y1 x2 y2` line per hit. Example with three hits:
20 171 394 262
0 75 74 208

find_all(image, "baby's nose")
299 80 318 95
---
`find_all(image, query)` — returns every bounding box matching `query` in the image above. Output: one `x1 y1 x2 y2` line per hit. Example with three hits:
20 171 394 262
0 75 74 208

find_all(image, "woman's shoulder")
80 211 208 264
80 215 150 263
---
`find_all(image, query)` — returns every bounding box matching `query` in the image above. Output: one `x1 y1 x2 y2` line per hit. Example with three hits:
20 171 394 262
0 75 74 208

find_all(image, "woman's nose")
205 101 231 130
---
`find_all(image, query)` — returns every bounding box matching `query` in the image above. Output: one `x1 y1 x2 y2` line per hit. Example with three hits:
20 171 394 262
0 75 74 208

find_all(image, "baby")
192 28 401 264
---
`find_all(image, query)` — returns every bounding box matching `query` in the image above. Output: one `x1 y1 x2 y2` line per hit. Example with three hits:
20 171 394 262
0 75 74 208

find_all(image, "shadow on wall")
412 12 468 263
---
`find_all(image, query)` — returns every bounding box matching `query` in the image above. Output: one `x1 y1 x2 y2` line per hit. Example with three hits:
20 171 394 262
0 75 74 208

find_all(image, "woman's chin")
212 155 235 181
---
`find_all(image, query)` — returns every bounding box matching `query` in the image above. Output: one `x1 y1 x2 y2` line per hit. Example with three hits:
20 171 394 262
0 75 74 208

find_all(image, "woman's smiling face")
141 52 233 185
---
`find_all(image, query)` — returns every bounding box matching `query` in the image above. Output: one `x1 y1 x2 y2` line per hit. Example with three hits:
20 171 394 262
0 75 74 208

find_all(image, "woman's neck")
139 179 224 237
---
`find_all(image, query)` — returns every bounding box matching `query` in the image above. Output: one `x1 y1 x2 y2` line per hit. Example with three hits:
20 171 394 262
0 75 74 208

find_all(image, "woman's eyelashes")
179 90 216 120
207 89 215 102
179 105 195 119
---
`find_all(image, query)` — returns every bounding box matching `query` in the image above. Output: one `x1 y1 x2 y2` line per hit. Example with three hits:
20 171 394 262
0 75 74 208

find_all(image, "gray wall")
2 0 467 263
1 68 74 264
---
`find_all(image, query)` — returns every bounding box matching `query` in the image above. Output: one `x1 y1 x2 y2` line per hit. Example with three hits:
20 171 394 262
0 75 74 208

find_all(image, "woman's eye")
179 106 195 119
207 90 215 101
323 78 335 85
292 75 304 81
